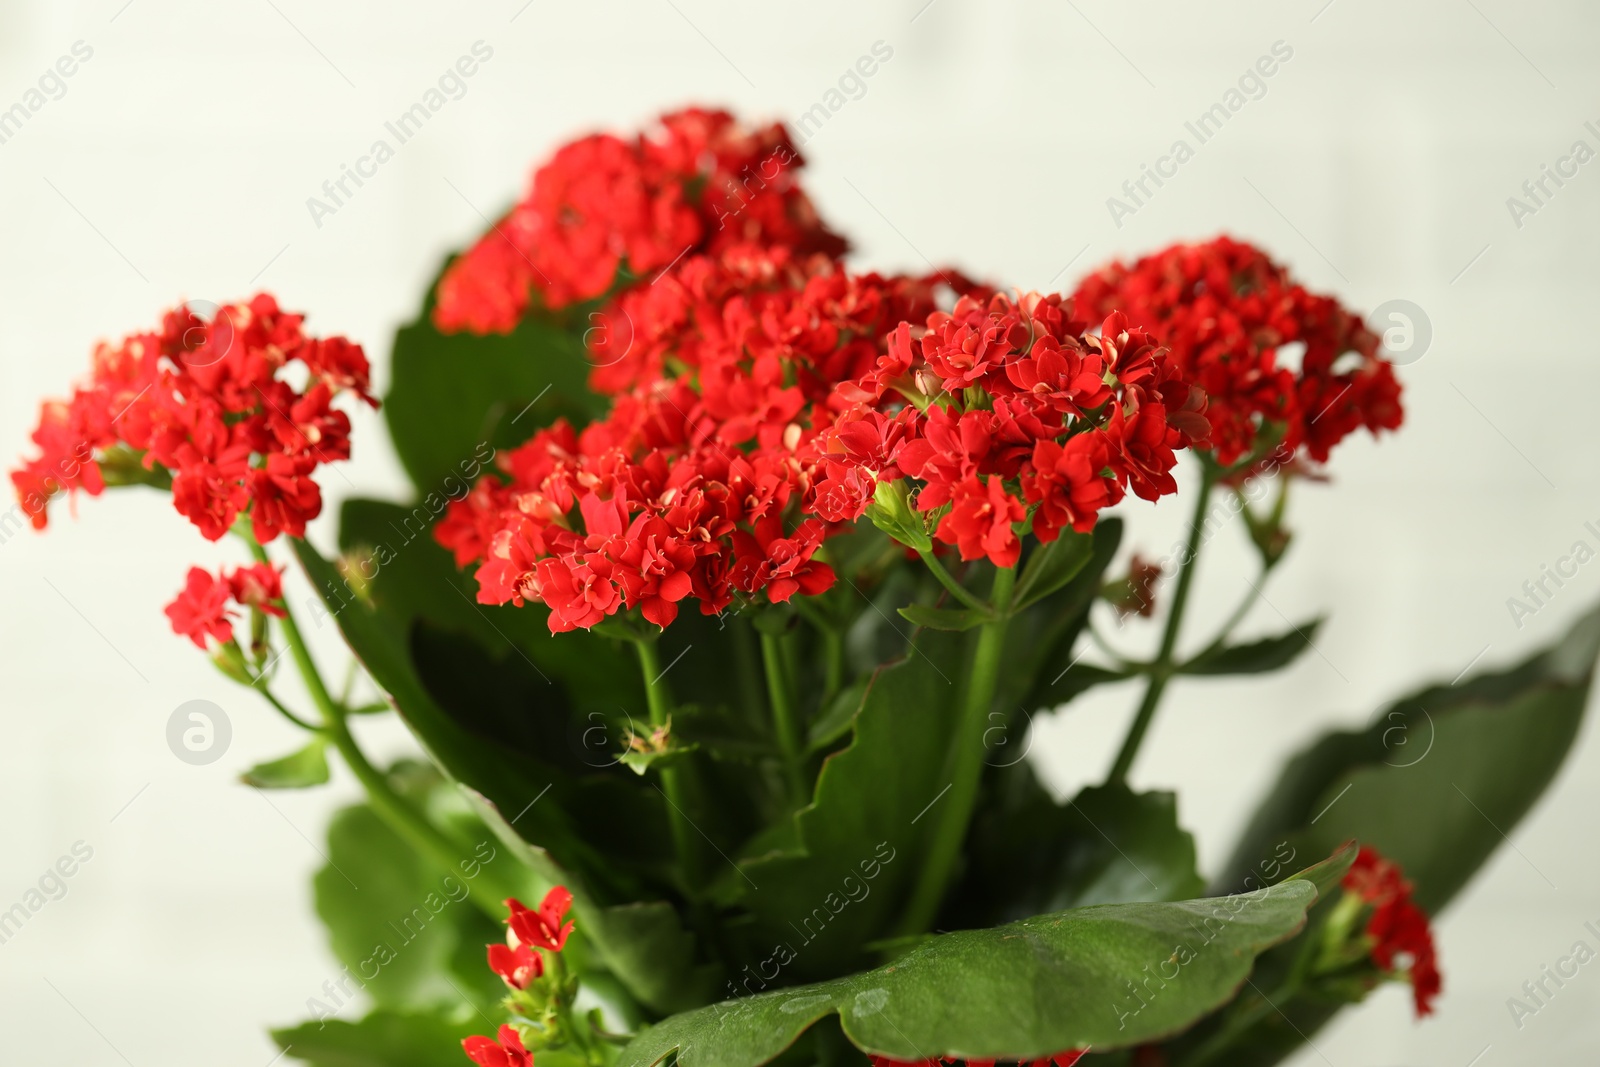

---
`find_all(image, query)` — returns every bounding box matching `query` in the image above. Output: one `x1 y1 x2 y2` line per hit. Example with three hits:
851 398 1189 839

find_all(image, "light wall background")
2 1 1597 1063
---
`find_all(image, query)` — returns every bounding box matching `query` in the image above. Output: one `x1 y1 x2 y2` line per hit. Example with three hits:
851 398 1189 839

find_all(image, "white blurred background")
2 1 1597 1062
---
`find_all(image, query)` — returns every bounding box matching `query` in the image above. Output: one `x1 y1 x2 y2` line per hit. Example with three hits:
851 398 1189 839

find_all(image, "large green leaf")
1217 599 1600 914
618 848 1353 1067
384 303 603 496
955 774 1205 926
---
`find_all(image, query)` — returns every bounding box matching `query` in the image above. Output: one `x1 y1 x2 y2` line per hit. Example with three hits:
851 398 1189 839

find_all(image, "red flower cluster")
163 563 285 649
10 294 375 542
433 108 847 334
436 246 957 631
486 887 573 991
1070 236 1402 468
818 295 1208 568
1341 845 1441 1017
468 888 575 1066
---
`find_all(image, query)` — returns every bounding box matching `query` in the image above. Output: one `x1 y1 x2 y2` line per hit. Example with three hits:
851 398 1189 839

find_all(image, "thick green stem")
633 639 702 890
1107 469 1215 785
917 548 989 612
896 564 1016 937
247 538 511 919
761 631 808 806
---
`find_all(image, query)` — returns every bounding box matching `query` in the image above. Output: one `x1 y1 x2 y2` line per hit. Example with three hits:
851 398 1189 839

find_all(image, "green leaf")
240 738 330 789
896 603 993 631
956 776 1205 925
1181 619 1324 676
731 631 967 978
806 678 869 754
618 849 1351 1067
1217 598 1600 915
271 1008 487 1067
1011 530 1095 610
384 303 604 496
313 795 504 1014
1002 518 1124 716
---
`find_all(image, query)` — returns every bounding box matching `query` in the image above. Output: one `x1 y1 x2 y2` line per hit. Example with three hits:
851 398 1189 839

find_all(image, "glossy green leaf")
896 603 993 631
240 738 330 789
1181 619 1324 676
619 848 1352 1067
1217 598 1600 915
1011 530 1096 610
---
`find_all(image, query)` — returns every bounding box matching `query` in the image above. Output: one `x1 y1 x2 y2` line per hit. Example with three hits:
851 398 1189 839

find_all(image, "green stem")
1182 563 1270 668
761 631 808 806
254 685 323 733
1106 468 1215 785
822 627 844 703
917 549 989 612
895 564 1016 937
246 537 510 920
633 639 702 891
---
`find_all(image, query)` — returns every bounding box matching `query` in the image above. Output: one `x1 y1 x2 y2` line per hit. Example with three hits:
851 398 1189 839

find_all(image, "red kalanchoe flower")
1071 236 1402 469
163 567 237 649
10 294 373 543
1341 845 1442 1017
936 475 1025 569
228 563 287 618
505 887 574 953
461 1025 532 1067
433 108 847 333
486 941 544 991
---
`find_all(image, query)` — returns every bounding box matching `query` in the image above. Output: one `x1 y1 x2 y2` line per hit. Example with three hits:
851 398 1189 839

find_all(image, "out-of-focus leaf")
896 603 992 631
241 738 330 789
1216 600 1600 915
1181 619 1324 676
